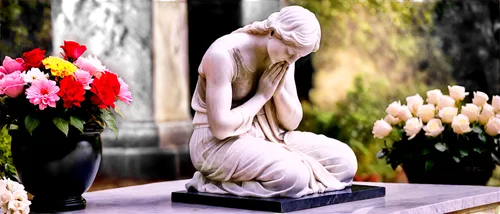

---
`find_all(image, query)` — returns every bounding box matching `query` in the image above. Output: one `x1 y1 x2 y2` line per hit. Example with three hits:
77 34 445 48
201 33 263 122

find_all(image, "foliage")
0 126 16 180
0 0 52 60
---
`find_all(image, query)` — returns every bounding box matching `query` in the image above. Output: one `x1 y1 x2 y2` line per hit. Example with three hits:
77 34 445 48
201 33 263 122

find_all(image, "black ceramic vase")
10 124 102 212
403 157 495 185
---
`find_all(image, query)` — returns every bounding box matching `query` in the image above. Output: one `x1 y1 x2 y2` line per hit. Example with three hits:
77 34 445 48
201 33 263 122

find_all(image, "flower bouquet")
372 85 500 185
0 41 132 212
0 178 30 214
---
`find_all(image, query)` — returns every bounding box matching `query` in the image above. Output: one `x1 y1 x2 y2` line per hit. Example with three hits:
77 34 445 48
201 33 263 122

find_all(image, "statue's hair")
233 6 321 52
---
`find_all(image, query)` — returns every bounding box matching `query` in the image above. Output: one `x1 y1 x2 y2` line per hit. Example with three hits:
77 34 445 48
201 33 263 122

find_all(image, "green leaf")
434 143 448 152
472 126 483 134
459 149 469 158
70 116 85 133
376 149 388 159
52 117 69 136
425 160 434 171
473 147 486 154
452 156 461 163
478 134 487 143
114 106 124 119
101 109 118 138
422 148 430 155
24 115 40 135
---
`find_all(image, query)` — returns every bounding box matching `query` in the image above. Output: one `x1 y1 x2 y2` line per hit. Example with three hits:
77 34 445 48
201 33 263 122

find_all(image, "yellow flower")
42 56 77 78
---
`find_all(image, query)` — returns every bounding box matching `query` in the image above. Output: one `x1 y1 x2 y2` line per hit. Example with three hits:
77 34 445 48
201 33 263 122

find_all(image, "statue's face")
267 36 300 64
267 35 313 64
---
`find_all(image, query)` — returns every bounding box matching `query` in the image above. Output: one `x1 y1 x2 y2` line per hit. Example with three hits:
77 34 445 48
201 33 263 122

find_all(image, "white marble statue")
186 5 358 198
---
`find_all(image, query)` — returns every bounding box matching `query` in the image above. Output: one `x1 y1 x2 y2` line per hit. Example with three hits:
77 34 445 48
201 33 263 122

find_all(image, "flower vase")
402 157 495 185
9 124 102 212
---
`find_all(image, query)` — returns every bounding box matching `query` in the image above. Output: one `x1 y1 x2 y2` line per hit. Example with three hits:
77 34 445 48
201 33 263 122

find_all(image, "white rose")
6 180 23 192
438 107 458 124
417 104 436 123
437 95 456 109
397 105 413 122
448 85 469 101
423 118 445 137
479 104 495 125
384 114 400 125
472 91 489 107
406 94 424 115
461 104 480 123
12 190 28 201
0 191 12 204
492 95 500 113
451 114 472 134
386 101 402 117
485 117 500 136
372 119 393 139
404 117 423 140
8 200 25 212
426 89 443 105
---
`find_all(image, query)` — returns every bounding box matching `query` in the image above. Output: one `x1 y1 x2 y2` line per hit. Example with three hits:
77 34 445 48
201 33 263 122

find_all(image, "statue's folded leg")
284 131 358 184
188 134 312 198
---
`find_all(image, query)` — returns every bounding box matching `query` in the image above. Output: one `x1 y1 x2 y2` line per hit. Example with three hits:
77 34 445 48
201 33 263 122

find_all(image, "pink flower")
74 69 93 90
25 79 60 110
0 71 26 98
0 56 25 75
117 77 132 105
74 56 105 78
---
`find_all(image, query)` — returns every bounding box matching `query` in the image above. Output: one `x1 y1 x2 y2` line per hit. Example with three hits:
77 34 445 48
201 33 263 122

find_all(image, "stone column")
154 0 191 151
241 0 280 26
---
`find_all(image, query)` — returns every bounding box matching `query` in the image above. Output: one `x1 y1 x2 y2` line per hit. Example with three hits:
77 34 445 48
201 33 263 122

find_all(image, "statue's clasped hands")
256 61 289 101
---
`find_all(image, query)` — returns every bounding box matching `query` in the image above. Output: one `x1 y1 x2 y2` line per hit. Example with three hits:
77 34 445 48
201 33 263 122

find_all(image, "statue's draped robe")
186 50 357 198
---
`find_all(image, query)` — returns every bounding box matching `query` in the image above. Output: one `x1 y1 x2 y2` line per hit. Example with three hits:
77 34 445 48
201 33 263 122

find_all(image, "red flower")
90 72 120 109
22 48 46 69
60 41 87 62
57 76 85 108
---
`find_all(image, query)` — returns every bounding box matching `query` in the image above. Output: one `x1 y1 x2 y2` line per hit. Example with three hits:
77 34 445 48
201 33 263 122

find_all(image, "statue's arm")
273 63 303 131
204 51 269 140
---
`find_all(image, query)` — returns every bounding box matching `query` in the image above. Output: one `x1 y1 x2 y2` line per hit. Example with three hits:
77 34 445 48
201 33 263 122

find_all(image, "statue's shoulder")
199 34 239 77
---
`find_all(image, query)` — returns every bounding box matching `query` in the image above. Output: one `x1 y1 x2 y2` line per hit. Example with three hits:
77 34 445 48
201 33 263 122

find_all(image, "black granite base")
172 185 386 213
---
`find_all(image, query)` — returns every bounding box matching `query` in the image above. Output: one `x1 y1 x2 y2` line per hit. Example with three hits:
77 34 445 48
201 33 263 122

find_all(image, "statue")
186 5 358 198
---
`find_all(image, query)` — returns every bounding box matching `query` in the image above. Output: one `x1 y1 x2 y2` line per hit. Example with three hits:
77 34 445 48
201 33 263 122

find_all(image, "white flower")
417 104 436 123
448 85 469 101
5 179 23 192
461 104 480 123
423 119 445 137
485 117 500 136
386 101 402 117
492 95 500 113
479 104 495 125
404 117 423 140
439 107 458 124
397 105 413 122
12 190 28 201
452 114 472 134
437 95 456 109
372 119 393 139
0 191 12 205
406 94 424 115
8 200 28 213
384 114 400 125
426 89 443 105
22 68 48 83
472 91 489 107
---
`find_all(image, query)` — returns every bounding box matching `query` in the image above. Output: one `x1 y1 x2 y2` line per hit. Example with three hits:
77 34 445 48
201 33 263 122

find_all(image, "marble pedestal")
172 185 386 212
